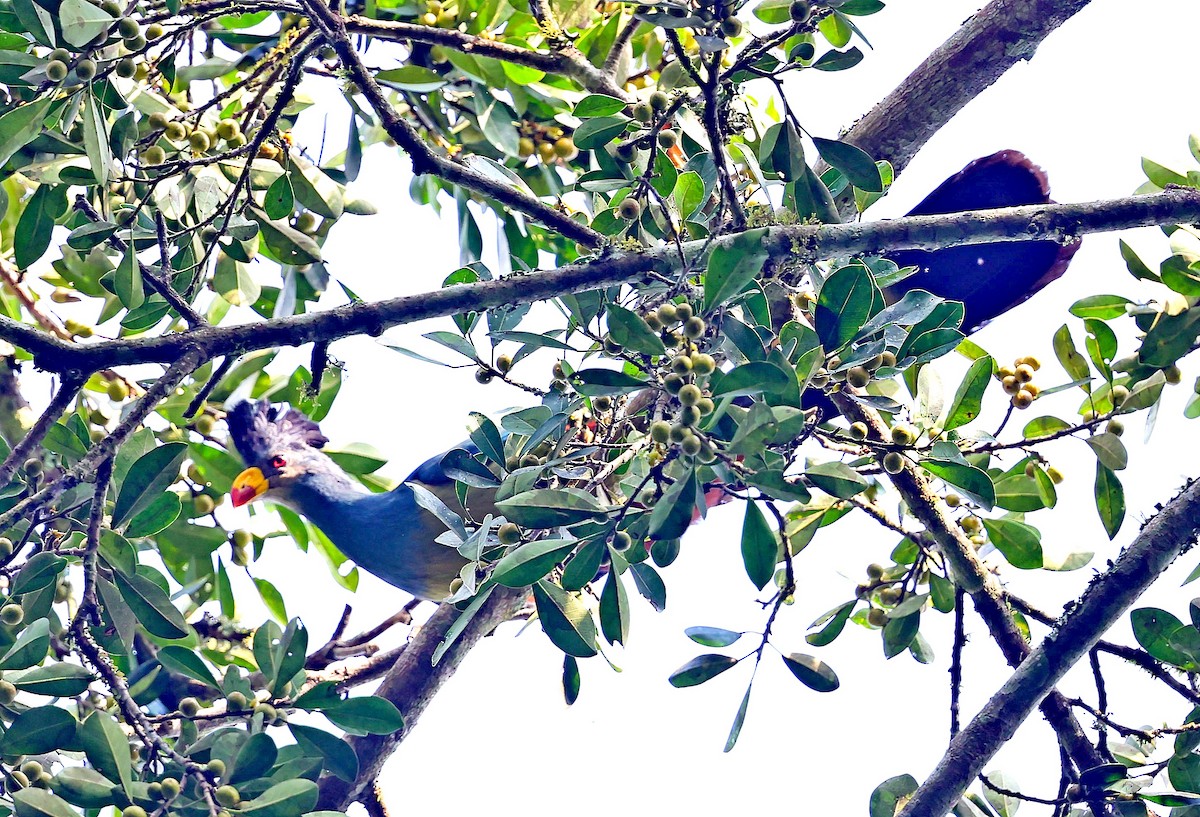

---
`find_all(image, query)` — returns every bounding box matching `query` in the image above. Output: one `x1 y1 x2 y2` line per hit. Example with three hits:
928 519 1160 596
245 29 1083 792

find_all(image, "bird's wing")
884 150 1080 332
402 440 498 522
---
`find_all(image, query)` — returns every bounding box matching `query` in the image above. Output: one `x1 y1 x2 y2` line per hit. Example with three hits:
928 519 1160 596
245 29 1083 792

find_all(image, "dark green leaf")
1086 432 1128 471
723 681 752 753
571 368 649 395
686 626 743 647
0 618 50 670
882 612 919 659
668 653 738 687
13 788 81 817
781 653 839 691
562 654 581 705
533 580 598 657
1095 461 1125 539
704 228 769 310
112 571 190 639
156 645 220 689
599 569 629 645
492 538 576 587
943 356 992 430
981 518 1043 570
0 705 76 755
12 663 94 697
806 601 855 646
572 115 629 150
804 461 868 499
869 774 919 817
711 362 792 397
321 697 405 736
812 137 882 192
740 502 778 590
606 304 666 355
375 65 447 91
920 460 995 510
648 467 699 540
11 551 65 596
112 443 187 527
239 780 319 817
496 488 605 528
816 263 879 350
1131 608 1193 668
573 94 626 118
629 562 666 611
79 711 133 795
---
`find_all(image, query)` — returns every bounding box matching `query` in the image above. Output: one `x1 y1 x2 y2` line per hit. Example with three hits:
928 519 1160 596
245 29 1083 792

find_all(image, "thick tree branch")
9 189 1198 376
900 475 1200 817
830 0 1092 200
315 585 529 810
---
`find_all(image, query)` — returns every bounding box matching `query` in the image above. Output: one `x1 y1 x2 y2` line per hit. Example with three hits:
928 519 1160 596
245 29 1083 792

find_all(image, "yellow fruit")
188 131 210 152
142 145 166 165
107 379 129 401
553 137 577 160
497 522 521 544
848 422 868 441
518 137 535 158
867 608 887 627
882 452 904 474
691 353 716 375
847 366 870 388
1012 389 1034 409
677 384 702 406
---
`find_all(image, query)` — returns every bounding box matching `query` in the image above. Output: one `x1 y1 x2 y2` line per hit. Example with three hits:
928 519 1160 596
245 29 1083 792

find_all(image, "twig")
0 374 84 487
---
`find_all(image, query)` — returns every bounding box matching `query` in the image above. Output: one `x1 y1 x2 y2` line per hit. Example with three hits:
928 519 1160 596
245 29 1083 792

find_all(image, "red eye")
271 455 287 469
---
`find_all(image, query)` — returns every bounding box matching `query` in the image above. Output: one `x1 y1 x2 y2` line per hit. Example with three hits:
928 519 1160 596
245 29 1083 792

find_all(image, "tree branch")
315 585 529 810
6 188 1196 376
899 475 1200 817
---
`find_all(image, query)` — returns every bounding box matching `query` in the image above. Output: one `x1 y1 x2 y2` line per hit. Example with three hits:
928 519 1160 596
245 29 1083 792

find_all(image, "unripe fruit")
1111 384 1130 405
495 353 512 373
867 608 887 627
681 434 703 456
656 129 678 149
216 119 239 141
691 353 716 375
847 422 868 441
594 395 613 411
118 17 141 38
0 538 12 558
879 351 897 368
846 366 870 388
603 337 623 355
789 0 811 22
675 303 693 321
115 57 136 78
50 48 70 63
611 531 633 551
215 786 240 808
882 452 904 474
682 316 705 339
75 59 97 81
0 605 23 626
160 778 181 798
207 758 227 776
19 762 41 780
146 23 165 39
518 137 535 158
663 373 684 393
107 379 129 401
143 145 166 165
649 91 669 111
720 16 742 36
890 424 915 446
696 397 714 416
23 458 41 477
945 492 961 508
677 384 702 406
617 197 641 220
650 421 671 444
553 137 577 160
960 516 981 534
678 405 701 427
866 563 884 579
122 807 147 817
520 454 541 468
497 522 521 545
165 121 187 141
194 495 215 515
671 355 693 375
669 424 688 444
179 697 201 716
1166 364 1183 384
537 141 556 163
1106 419 1124 436
188 131 210 152
656 303 679 324
46 60 68 82
879 586 902 605
632 102 653 123
474 368 493 384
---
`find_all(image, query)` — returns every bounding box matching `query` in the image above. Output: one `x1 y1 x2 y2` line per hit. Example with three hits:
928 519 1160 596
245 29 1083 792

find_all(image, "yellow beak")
231 467 269 507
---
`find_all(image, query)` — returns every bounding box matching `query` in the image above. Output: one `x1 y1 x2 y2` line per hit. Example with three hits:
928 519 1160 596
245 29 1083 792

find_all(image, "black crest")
227 400 328 465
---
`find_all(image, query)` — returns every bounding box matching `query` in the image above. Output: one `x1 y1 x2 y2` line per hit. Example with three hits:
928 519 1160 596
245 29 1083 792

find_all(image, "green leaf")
325 442 387 475
812 137 882 192
1119 238 1159 282
711 362 792 397
752 0 792 23
15 184 57 270
571 368 648 396
686 626 743 648
11 551 65 596
943 356 992 430
0 706 76 755
492 538 576 587
598 569 629 646
0 98 51 168
781 653 839 692
79 711 133 796
740 502 778 590
981 518 1043 569
723 681 752 753
14 788 81 817
229 732 278 784
12 663 93 697
562 654 581 705
113 245 144 311
466 412 505 468
815 263 879 351
112 442 187 527
804 461 868 499
321 697 404 736
264 174 295 220
760 120 806 182
81 89 112 189
629 562 666 611
1095 461 1125 539
375 65 447 91
1070 294 1131 320
805 601 855 646
125 492 181 538
648 467 699 540
496 488 605 528
1086 432 1128 471
668 654 738 687
1131 608 1193 668
882 612 919 659
869 775 919 817
0 618 50 670
156 645 220 689
1023 415 1072 439
49 767 118 809
573 94 626 118
673 170 704 220
920 460 995 510
239 780 319 817
704 228 769 310
532 580 598 658
1053 324 1090 387
112 571 189 639
572 115 629 150
606 304 666 355
288 723 358 782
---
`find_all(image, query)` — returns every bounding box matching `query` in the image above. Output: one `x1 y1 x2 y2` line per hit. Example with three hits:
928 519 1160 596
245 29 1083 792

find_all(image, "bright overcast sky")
224 1 1200 813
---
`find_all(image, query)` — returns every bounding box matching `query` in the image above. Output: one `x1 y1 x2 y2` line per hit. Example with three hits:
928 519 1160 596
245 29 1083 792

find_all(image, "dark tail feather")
884 150 1080 333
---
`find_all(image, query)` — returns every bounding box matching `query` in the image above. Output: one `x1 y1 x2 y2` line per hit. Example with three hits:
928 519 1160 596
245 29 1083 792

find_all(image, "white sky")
222 1 1200 813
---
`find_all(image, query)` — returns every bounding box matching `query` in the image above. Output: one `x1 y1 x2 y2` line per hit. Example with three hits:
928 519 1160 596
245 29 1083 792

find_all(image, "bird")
884 150 1079 332
228 400 480 600
227 152 1079 599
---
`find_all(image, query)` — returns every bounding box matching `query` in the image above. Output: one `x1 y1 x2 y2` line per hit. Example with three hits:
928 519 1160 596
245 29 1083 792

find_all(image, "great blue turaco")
227 150 1079 601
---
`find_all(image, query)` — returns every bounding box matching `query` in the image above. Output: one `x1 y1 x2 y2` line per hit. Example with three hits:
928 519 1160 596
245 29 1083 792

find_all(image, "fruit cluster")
141 111 245 166
518 123 578 165
998 355 1041 409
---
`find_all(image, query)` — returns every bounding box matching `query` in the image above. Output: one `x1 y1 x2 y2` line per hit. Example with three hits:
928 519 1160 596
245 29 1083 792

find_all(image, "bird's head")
227 400 331 508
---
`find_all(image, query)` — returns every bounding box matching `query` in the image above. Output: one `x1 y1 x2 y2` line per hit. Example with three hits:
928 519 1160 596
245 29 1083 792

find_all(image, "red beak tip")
230 487 254 508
